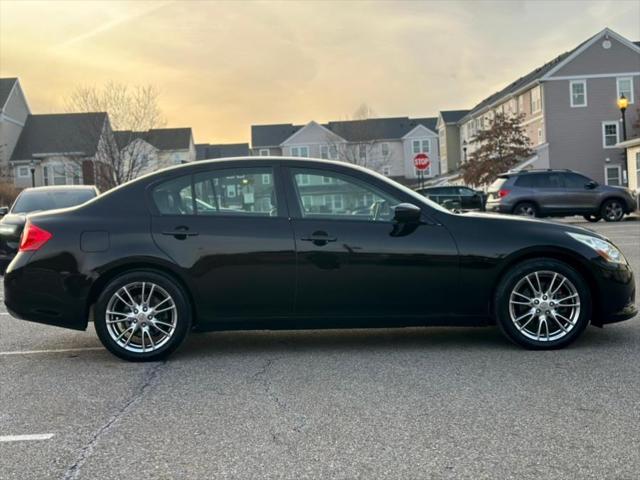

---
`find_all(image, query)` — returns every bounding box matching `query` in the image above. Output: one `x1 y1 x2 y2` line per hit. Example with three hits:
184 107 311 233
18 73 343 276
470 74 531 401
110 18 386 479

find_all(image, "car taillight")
498 189 511 198
19 220 52 252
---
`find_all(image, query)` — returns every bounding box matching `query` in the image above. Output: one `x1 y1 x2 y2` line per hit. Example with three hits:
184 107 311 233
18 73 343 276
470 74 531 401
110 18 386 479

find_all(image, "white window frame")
602 121 619 149
381 143 389 157
538 128 544 144
17 166 30 178
259 149 270 156
261 174 271 185
530 86 542 114
616 77 634 104
381 165 391 176
320 145 329 159
604 165 622 186
518 95 524 113
290 146 309 157
570 79 587 107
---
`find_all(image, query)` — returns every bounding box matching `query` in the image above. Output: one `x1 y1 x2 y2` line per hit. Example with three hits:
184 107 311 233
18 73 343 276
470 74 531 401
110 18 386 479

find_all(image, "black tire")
600 199 625 222
94 270 191 362
494 258 591 350
583 214 601 223
513 202 538 217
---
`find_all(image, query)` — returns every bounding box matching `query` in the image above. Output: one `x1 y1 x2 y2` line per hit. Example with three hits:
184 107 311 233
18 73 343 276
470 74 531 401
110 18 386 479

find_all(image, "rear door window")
563 172 591 188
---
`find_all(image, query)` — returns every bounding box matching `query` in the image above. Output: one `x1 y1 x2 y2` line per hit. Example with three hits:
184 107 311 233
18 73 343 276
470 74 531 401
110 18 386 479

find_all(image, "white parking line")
0 433 55 442
0 347 104 356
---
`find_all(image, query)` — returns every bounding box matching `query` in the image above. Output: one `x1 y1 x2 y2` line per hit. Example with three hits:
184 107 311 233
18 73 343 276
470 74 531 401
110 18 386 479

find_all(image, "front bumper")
591 259 637 326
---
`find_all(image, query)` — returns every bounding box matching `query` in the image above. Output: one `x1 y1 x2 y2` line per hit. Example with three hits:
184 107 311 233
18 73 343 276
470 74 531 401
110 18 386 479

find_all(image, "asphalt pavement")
0 218 639 480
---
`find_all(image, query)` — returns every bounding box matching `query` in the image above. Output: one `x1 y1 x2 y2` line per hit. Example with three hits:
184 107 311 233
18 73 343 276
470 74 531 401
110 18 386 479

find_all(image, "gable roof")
252 116 438 147
10 112 108 160
196 143 250 160
115 128 192 151
440 110 470 124
0 77 18 110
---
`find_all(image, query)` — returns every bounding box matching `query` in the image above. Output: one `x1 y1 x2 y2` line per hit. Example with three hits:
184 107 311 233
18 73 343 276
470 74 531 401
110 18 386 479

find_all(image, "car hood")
457 211 608 240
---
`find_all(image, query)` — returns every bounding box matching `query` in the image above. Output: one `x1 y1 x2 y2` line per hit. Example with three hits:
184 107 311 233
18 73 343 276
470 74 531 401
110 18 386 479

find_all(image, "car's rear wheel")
94 271 191 361
601 199 625 222
583 214 601 223
494 259 591 349
513 202 538 217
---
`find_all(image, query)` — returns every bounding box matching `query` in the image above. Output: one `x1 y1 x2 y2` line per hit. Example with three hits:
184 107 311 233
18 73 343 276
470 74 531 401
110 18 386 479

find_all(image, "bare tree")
65 82 166 189
328 103 391 172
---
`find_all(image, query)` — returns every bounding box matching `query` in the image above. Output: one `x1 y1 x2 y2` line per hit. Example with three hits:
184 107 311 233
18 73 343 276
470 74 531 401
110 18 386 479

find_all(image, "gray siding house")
251 117 439 185
0 78 30 180
196 143 250 160
456 28 640 186
436 110 469 175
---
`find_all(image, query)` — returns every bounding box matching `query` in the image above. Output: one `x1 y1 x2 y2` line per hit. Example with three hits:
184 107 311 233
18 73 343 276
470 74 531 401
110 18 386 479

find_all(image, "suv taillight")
498 189 511 198
19 220 52 252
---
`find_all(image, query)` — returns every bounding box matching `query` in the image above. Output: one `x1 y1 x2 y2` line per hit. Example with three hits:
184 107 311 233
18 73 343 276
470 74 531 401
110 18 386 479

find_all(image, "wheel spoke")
510 300 531 306
153 296 172 309
146 284 156 305
555 293 578 303
546 273 557 296
154 305 176 314
534 272 543 294
152 322 171 336
550 278 566 296
145 330 155 350
116 325 135 341
122 286 137 307
518 314 535 331
549 312 568 332
512 291 533 302
525 276 538 295
123 328 136 347
115 293 134 309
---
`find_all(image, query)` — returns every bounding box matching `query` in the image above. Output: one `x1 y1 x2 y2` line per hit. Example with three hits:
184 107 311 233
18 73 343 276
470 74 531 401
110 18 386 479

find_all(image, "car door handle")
162 227 199 238
301 232 337 245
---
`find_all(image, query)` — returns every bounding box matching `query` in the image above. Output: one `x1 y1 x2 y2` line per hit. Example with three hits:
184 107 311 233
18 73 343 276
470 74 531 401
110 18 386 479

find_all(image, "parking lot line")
0 347 103 356
0 434 55 443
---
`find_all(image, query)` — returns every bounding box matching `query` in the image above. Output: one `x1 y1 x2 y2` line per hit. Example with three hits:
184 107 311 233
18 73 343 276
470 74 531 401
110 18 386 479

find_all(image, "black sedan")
416 185 486 211
0 185 99 272
4 158 636 361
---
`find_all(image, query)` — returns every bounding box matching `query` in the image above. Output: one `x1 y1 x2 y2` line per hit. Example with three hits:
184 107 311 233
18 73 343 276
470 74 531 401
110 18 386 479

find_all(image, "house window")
290 146 309 157
636 152 640 183
570 80 587 107
226 184 236 198
43 166 49 186
382 165 391 176
320 145 338 160
320 145 329 159
617 77 634 104
259 149 270 156
412 139 430 154
381 143 389 156
530 86 542 113
358 144 367 160
602 122 619 148
605 165 621 186
261 174 271 185
70 164 81 185
51 164 67 185
17 166 30 178
518 95 524 113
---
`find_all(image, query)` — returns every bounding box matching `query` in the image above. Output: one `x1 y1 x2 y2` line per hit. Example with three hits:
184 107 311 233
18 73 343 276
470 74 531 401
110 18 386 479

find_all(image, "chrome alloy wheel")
105 282 178 353
508 270 581 342
603 201 624 221
516 205 536 217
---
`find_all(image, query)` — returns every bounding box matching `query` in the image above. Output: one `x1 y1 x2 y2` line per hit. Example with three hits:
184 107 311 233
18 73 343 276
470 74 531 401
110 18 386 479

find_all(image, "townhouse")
196 142 249 160
448 28 640 186
0 78 30 177
251 116 440 185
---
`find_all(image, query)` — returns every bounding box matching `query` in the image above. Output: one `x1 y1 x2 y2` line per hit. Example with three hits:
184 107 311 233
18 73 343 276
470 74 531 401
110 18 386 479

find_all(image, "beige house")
0 78 30 179
617 138 640 201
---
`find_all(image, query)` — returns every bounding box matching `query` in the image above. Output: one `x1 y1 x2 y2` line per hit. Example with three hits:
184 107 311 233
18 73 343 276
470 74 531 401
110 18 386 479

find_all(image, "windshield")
11 189 97 214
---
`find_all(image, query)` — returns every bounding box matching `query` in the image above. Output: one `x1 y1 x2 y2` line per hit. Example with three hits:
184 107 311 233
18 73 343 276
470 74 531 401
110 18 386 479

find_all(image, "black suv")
486 169 637 222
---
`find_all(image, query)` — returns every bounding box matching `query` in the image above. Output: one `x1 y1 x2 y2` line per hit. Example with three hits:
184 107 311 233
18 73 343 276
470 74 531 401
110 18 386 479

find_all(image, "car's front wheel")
513 202 538 217
494 259 591 349
600 199 625 222
94 270 192 361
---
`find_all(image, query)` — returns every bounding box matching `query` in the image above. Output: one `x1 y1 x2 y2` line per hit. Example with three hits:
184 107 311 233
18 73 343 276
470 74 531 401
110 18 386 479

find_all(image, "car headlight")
567 232 626 264
0 224 17 236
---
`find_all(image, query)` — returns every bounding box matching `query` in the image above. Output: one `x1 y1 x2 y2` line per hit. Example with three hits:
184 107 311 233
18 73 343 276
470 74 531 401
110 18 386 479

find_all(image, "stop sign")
414 152 430 170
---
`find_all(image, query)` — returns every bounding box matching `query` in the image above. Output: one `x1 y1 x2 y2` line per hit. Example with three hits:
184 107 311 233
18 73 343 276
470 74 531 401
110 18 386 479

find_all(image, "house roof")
10 112 108 161
195 143 250 160
462 33 599 121
0 77 18 109
440 110 470 124
252 116 438 147
115 128 192 151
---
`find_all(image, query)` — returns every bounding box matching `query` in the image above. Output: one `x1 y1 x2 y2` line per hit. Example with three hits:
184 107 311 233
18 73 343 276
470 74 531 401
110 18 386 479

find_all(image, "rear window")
489 177 508 191
11 189 96 214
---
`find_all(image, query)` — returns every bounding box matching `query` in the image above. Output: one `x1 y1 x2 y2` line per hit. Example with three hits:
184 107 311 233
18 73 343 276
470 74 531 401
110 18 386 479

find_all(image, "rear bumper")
4 256 89 331
485 200 511 214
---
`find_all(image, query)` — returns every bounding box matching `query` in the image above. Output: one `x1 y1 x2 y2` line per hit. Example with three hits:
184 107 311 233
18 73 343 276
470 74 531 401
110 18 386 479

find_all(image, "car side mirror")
393 203 421 223
0 206 8 216
585 181 598 190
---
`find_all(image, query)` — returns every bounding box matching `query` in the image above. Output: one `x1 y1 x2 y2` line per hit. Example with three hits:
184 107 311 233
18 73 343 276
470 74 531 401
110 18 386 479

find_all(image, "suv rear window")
489 177 508 191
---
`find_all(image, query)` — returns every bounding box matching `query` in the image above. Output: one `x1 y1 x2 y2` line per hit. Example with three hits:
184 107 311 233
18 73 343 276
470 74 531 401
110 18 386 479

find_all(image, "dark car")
0 185 99 272
416 186 486 211
4 158 636 361
485 169 637 221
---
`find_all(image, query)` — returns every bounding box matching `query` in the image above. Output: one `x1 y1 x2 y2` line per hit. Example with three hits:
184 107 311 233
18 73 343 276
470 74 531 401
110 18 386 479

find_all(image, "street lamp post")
617 94 628 141
29 160 36 188
462 141 468 163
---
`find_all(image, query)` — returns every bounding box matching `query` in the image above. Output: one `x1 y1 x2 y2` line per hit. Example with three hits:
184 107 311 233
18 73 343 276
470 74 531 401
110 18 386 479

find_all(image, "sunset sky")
1 0 639 144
